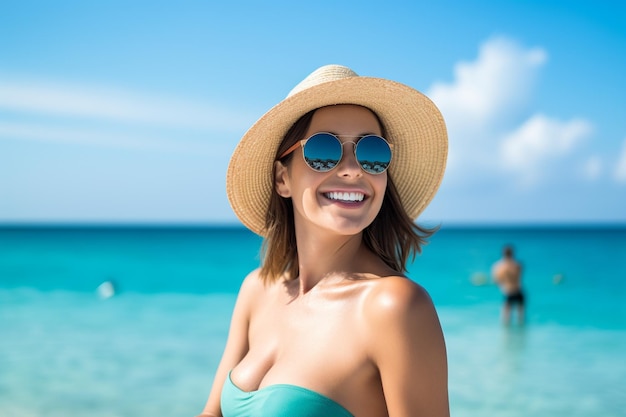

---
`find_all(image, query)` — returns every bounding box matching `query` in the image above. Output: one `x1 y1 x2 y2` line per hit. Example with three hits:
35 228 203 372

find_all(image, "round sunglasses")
278 132 393 175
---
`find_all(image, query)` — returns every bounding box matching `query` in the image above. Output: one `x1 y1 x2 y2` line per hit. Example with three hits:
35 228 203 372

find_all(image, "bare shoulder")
363 276 437 322
361 275 444 351
362 276 449 416
233 268 268 312
239 268 264 293
236 268 289 309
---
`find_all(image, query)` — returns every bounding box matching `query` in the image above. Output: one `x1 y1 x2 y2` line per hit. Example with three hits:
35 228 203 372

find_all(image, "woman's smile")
323 191 365 203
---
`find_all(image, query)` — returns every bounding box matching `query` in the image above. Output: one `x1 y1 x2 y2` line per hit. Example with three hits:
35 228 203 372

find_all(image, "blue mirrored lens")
303 133 342 171
355 135 392 174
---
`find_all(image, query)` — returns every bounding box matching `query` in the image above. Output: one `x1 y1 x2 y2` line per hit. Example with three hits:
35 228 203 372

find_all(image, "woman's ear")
274 161 291 197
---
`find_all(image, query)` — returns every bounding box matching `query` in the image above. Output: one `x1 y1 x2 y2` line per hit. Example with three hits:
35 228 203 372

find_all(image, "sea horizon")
2 220 625 230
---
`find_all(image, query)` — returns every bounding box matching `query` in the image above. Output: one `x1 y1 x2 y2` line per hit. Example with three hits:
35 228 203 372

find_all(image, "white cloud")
500 114 592 184
429 36 547 130
421 36 600 190
0 121 223 154
615 138 626 183
0 78 253 132
583 156 603 181
427 37 550 183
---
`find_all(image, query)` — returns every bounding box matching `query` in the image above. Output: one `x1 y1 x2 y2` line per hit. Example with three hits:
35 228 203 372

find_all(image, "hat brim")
226 76 448 236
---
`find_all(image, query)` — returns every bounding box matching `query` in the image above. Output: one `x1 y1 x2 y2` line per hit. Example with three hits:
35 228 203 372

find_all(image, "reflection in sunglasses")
282 132 392 175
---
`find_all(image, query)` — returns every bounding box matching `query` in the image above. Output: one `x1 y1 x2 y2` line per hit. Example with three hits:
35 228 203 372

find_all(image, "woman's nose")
335 142 362 176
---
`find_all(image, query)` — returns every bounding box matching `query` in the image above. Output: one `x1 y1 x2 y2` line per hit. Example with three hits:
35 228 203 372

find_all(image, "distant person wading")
492 245 525 325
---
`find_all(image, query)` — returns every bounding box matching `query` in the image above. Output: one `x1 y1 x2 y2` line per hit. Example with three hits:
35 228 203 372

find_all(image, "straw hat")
227 64 448 236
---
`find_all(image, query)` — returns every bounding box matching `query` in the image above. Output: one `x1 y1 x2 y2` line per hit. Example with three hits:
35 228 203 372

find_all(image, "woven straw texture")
226 65 448 237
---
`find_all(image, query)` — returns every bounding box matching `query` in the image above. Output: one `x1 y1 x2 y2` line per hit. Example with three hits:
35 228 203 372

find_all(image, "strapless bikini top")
221 371 354 417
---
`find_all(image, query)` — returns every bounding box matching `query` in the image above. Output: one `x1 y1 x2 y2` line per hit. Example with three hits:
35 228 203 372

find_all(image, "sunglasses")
278 132 393 175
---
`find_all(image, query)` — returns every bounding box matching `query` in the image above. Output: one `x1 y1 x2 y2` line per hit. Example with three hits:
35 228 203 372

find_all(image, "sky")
1 0 625 226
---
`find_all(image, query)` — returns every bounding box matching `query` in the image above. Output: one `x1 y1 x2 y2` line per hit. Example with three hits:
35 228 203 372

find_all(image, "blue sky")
1 0 624 225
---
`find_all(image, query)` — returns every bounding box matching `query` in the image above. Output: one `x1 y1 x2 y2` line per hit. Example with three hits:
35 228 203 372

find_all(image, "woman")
198 65 449 417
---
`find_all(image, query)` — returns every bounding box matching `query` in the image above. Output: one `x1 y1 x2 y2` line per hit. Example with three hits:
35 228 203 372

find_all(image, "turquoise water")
1 225 625 416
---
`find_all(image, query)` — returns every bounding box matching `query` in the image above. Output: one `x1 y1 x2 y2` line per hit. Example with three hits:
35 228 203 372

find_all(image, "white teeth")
326 192 365 202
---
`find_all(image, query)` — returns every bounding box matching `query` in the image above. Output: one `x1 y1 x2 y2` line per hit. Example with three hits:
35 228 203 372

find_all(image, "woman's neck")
293 225 366 293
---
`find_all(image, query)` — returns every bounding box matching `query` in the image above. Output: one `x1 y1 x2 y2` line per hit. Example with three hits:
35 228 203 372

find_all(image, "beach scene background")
1 1 625 417
2 225 625 417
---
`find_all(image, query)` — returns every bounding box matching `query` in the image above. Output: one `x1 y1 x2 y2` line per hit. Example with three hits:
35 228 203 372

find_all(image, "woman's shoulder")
362 275 438 326
232 268 265 309
239 268 263 290
367 275 433 305
361 275 445 361
236 268 286 304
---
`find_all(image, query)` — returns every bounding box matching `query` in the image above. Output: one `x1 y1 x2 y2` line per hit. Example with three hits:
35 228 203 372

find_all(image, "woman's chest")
243 292 370 379
251 295 362 348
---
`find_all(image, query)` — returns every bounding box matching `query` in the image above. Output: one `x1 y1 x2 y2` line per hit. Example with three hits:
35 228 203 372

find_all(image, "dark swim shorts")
505 291 525 306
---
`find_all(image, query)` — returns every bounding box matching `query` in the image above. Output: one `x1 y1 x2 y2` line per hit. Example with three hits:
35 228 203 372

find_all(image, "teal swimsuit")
221 371 354 417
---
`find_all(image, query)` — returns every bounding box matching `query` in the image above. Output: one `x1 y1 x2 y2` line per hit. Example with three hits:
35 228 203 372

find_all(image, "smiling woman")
196 64 449 417
273 105 389 243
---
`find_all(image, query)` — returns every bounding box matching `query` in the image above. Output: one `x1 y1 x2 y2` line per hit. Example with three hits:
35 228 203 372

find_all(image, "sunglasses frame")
279 132 393 175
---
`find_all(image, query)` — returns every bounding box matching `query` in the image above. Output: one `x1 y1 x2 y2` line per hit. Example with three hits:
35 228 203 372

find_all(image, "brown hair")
259 106 437 282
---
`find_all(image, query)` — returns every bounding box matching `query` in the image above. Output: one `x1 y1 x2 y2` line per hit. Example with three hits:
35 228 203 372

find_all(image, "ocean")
1 225 625 417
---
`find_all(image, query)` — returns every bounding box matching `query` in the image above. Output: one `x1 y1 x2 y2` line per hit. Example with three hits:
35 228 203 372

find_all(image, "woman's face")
275 104 387 237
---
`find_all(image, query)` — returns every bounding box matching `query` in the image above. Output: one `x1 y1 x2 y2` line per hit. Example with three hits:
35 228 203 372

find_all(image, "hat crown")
287 65 358 97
